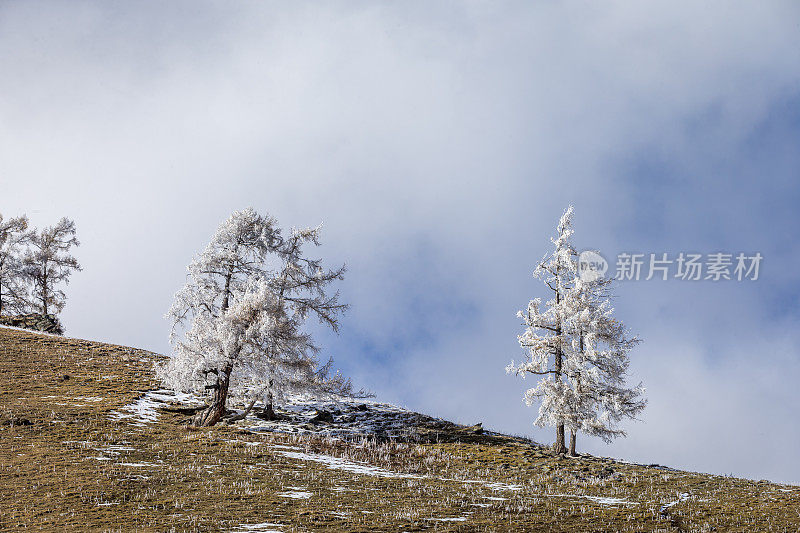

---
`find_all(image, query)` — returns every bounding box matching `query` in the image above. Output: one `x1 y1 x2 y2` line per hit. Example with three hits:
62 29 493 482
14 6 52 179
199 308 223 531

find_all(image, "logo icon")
578 250 608 281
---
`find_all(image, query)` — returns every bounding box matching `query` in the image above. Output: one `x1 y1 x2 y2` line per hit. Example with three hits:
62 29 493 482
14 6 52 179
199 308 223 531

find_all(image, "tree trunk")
260 385 279 420
224 397 257 423
570 331 583 457
569 428 577 456
259 279 286 423
553 285 567 455
221 267 233 313
42 269 48 316
554 425 566 454
192 365 232 427
190 267 237 427
262 400 278 421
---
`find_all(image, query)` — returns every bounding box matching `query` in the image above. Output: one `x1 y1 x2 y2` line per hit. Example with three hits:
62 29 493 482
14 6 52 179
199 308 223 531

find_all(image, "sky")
1 1 799 483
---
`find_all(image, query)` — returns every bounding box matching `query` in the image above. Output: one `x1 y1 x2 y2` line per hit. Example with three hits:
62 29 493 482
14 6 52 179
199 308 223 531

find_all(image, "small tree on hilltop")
507 206 645 455
159 208 363 427
0 213 31 315
22 218 81 317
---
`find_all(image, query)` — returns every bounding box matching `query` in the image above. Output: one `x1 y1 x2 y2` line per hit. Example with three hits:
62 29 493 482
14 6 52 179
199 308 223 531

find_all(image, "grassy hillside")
0 326 797 532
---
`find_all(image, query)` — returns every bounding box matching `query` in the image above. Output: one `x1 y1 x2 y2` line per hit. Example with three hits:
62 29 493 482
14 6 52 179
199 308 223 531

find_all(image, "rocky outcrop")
0 314 64 335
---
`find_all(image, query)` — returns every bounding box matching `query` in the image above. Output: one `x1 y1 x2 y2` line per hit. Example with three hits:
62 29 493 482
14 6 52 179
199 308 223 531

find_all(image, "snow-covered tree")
507 206 645 455
0 213 31 315
159 208 362 427
22 218 81 316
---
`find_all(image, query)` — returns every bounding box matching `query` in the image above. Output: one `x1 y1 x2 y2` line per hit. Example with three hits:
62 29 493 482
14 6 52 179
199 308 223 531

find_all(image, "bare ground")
0 326 797 532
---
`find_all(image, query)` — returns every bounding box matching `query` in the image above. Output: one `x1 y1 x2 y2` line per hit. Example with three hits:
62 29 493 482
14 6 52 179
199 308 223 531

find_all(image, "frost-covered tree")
159 208 361 427
0 213 31 315
507 206 645 455
22 218 81 316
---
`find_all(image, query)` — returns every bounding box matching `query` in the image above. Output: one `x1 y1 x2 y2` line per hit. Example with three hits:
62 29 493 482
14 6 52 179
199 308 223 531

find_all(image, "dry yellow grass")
0 326 797 532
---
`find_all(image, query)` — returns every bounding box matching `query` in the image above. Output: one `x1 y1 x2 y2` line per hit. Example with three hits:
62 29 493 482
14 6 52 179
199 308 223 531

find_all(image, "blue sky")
1 2 799 483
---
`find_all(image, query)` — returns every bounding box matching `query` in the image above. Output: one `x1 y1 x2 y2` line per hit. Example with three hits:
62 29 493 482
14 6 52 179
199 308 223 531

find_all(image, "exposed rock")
0 314 64 335
1 416 32 426
466 423 483 434
254 409 285 421
310 409 335 423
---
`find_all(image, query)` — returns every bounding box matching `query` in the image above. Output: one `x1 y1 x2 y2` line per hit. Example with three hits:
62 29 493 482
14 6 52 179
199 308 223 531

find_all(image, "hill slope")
0 326 797 532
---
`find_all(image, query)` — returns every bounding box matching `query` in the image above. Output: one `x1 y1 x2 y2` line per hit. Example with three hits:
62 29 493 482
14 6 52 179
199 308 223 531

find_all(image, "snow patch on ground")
272 448 424 480
540 493 638 506
230 522 284 533
110 389 202 426
277 489 312 499
271 446 525 495
659 492 691 513
97 444 136 456
224 439 262 447
581 495 637 506
448 478 522 492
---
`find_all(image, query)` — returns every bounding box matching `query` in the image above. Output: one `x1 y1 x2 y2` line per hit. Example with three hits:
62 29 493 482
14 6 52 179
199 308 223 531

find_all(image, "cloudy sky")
2 2 799 483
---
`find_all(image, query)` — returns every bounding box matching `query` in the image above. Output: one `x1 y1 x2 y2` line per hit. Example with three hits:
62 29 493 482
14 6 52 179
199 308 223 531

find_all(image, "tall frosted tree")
159 208 361 427
22 218 81 316
0 213 31 315
507 206 645 455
